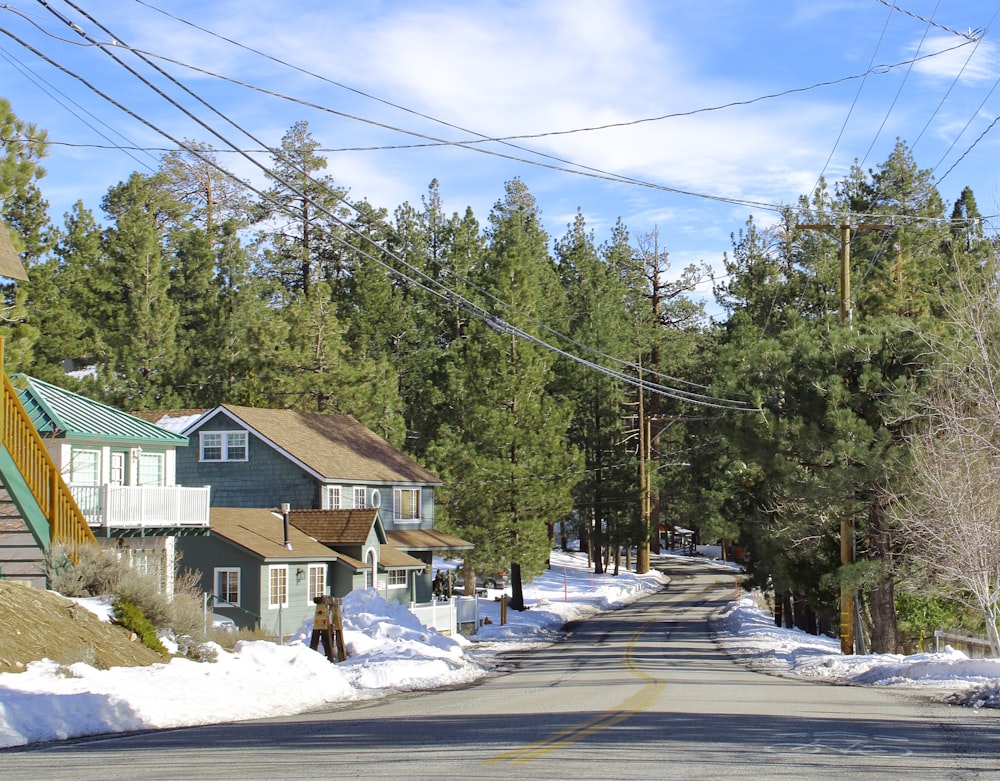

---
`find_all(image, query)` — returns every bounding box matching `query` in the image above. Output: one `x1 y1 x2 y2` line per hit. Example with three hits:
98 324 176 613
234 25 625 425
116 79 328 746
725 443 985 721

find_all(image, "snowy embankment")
714 596 1000 706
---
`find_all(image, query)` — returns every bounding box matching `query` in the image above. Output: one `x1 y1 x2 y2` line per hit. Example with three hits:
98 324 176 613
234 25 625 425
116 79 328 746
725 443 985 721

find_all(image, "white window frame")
137 451 165 486
268 565 288 608
393 487 421 523
214 567 241 606
353 486 367 509
307 564 326 603
70 448 101 486
325 486 342 510
387 569 407 588
199 431 249 462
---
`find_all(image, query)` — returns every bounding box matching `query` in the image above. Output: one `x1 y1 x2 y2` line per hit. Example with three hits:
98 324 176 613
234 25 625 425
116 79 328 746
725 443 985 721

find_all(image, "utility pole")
637 357 649 571
797 220 892 655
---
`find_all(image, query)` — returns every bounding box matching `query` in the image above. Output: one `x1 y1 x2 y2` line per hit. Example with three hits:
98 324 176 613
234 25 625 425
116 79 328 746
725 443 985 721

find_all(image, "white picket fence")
408 595 480 636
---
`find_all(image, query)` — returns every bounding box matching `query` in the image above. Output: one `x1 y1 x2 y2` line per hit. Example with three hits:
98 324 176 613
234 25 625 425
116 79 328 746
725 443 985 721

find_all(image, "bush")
112 597 168 655
47 542 212 652
46 542 120 598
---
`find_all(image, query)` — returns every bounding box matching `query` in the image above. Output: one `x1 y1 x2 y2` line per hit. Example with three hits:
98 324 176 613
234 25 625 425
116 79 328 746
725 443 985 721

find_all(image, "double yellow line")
485 614 666 765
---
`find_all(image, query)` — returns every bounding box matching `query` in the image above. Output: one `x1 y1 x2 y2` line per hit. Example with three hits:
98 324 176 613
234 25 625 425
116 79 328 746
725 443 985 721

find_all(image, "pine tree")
427 180 578 610
555 213 636 573
0 99 50 372
99 173 182 410
257 121 350 299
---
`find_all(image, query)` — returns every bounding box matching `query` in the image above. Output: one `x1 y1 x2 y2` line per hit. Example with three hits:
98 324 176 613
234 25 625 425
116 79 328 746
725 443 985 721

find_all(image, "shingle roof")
379 544 427 569
387 529 474 551
209 507 339 561
288 509 384 545
16 376 188 445
202 405 440 484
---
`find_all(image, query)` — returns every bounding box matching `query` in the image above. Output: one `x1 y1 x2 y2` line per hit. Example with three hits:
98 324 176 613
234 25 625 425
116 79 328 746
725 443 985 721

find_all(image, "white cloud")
910 34 1000 83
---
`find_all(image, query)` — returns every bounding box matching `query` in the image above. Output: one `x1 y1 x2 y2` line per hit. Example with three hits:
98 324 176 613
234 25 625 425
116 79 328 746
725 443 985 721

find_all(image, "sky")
1 548 999 749
3 1 1000 301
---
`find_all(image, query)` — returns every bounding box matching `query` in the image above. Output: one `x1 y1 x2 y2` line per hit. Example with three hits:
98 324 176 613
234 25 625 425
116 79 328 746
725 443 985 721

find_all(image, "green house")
0 376 210 588
177 507 340 636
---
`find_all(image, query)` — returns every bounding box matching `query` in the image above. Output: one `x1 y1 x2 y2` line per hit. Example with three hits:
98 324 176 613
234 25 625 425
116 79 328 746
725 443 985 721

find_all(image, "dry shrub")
46 542 210 645
208 625 275 651
46 542 119 597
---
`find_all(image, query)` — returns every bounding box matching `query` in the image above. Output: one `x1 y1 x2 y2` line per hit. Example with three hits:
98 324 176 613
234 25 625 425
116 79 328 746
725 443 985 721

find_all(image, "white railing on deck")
408 595 479 636
70 485 211 529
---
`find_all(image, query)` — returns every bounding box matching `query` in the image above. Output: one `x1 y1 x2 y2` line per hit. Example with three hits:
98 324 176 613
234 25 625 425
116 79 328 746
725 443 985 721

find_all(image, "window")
137 452 165 486
393 488 421 523
215 568 240 606
387 569 407 587
325 486 342 510
199 431 248 462
268 566 288 608
370 489 381 508
307 564 326 602
70 448 100 486
353 486 367 509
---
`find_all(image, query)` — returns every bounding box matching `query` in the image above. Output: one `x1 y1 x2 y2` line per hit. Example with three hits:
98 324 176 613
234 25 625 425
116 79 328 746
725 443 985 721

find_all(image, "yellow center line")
485 613 665 764
486 579 722 765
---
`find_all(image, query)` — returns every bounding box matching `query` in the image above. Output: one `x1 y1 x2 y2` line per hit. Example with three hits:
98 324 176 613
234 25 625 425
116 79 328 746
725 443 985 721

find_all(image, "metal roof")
15 376 188 446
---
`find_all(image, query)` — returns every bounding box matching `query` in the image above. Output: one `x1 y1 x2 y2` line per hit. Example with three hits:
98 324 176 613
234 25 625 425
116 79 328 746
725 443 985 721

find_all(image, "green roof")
15 376 188 446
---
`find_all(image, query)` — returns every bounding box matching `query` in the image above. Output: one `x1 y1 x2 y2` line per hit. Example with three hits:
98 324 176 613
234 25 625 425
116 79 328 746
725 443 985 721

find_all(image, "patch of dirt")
0 580 165 672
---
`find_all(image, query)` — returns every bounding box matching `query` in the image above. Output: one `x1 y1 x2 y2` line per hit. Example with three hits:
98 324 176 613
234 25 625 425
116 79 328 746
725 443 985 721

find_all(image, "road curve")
3 556 999 780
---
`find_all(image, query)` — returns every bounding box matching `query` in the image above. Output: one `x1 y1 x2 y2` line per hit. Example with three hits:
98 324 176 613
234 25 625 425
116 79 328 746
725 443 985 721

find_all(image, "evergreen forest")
4 96 1000 651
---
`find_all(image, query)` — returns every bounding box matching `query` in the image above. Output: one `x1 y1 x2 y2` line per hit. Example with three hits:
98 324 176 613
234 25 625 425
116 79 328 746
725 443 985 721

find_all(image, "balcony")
69 485 211 530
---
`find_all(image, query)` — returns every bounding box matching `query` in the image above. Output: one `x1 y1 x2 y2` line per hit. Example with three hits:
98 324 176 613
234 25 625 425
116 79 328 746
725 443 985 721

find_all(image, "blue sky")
2 0 1000 295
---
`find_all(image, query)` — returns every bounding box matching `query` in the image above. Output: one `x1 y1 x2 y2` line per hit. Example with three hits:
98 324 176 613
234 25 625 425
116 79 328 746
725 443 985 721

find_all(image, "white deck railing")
408 595 480 636
70 485 211 529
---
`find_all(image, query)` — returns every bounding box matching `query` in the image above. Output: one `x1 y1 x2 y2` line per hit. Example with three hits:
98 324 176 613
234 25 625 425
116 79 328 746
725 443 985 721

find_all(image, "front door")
110 451 126 486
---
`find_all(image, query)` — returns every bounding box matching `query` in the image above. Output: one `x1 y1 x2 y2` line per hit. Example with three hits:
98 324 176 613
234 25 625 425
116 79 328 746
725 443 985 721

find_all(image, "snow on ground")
2 549 999 749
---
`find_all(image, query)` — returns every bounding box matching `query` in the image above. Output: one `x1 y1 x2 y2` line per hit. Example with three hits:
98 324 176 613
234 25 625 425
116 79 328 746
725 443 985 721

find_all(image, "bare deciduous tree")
891 272 1000 655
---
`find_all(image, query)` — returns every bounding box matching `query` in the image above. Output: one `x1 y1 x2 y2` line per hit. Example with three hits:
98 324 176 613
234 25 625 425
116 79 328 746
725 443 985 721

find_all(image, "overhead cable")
10 3 758 412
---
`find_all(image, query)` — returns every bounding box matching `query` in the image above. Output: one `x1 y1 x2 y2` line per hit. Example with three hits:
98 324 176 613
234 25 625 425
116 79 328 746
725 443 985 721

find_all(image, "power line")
9 2 758 412
11 2 980 220
911 5 1000 155
0 42 157 172
872 0 984 40
860 0 940 170
133 0 979 151
812 0 895 194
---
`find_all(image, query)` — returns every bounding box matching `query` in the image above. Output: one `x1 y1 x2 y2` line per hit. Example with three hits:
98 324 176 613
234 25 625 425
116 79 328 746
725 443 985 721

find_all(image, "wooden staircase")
0 339 94 583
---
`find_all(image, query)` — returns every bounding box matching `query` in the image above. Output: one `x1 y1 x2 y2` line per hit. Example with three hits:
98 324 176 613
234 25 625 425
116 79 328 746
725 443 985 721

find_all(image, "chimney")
281 503 292 550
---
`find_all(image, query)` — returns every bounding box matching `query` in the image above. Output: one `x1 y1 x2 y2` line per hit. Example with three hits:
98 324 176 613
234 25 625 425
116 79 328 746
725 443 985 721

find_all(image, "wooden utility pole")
637 358 649 572
797 220 892 655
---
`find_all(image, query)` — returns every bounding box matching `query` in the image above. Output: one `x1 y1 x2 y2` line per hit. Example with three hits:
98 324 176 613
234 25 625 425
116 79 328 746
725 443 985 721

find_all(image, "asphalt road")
4 557 1000 780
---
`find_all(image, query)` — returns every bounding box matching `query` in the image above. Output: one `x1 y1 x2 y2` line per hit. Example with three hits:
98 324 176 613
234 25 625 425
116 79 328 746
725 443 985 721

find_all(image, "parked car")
478 571 507 590
454 570 507 594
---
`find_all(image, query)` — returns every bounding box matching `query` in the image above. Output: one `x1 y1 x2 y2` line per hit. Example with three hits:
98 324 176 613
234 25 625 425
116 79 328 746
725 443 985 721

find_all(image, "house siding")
176 419 318 509
378 484 436 532
176 535 263 630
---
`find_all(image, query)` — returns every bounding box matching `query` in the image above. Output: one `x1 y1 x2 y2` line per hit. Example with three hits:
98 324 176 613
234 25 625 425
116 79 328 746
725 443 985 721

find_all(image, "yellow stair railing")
0 340 95 555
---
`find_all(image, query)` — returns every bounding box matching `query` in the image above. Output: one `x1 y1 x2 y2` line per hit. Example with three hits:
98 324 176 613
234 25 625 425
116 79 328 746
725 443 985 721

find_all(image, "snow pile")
714 594 1000 692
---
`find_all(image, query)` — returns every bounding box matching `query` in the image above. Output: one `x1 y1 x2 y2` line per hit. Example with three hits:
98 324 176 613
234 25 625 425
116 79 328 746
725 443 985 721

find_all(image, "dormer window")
200 431 248 462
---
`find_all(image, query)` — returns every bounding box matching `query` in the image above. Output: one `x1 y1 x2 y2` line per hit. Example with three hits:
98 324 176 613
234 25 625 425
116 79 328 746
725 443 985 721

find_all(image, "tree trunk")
985 610 1000 657
867 502 899 654
462 559 476 596
509 562 526 611
781 591 794 630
